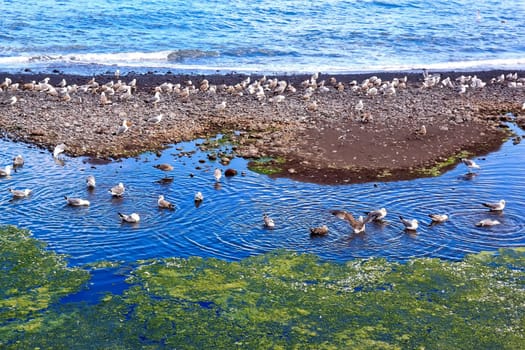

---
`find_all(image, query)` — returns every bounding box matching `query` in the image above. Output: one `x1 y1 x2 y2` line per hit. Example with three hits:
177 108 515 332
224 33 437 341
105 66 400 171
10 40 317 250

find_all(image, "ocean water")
1 0 525 75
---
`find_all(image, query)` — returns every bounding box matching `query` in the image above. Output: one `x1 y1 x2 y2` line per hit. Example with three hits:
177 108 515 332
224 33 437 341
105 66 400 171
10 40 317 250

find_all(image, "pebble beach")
1 70 524 184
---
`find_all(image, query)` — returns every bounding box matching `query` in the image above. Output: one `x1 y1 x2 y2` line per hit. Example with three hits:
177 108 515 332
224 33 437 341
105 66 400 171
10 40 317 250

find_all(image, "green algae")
416 150 471 177
248 156 286 175
1 225 524 349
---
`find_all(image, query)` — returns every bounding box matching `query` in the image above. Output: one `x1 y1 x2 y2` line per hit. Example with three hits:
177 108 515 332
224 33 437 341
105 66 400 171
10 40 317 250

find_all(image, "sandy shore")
1 70 524 184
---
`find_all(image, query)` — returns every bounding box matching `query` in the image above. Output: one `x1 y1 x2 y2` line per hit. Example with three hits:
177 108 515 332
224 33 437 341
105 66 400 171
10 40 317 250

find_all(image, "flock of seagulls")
1 70 522 236
305 159 507 236
0 144 512 237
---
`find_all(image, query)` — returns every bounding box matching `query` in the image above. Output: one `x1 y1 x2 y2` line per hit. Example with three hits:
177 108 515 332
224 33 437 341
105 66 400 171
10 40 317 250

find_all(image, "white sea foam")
0 52 524 75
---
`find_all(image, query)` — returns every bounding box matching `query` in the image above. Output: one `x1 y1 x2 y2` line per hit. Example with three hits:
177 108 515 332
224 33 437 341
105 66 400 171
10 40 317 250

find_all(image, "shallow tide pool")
1 126 524 268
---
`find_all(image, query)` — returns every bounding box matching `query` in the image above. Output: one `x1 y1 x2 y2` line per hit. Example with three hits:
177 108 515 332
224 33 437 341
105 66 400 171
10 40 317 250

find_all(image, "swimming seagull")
194 191 204 202
214 168 222 182
475 218 501 227
9 188 32 198
399 216 418 231
482 199 505 211
118 212 140 223
86 175 96 189
0 165 13 177
263 213 275 229
461 158 480 171
365 208 387 222
12 155 24 167
331 210 366 234
53 143 66 158
428 214 448 223
310 225 329 236
154 163 174 171
109 182 125 197
64 196 90 206
157 194 175 210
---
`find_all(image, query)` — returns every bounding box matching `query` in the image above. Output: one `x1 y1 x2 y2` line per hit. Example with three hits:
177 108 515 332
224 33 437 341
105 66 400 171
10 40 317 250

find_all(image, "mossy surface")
248 157 286 175
1 225 524 349
416 150 471 177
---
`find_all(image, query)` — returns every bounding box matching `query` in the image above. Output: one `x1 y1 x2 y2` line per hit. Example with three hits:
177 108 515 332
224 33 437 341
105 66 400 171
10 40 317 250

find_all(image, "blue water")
1 0 525 75
1 128 525 268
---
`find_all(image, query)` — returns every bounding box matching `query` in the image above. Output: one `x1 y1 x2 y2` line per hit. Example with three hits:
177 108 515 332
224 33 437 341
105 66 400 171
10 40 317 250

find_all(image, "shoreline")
1 69 524 184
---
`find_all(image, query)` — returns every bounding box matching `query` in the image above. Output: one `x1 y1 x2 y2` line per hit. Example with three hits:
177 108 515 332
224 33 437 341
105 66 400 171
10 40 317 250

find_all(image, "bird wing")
331 210 360 228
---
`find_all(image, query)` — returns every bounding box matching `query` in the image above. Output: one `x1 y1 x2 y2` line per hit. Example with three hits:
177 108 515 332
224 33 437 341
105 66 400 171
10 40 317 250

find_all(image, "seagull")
215 101 227 113
475 218 501 227
6 96 17 105
53 143 66 158
154 163 174 171
194 191 204 202
100 91 112 105
109 182 125 197
12 155 24 167
145 91 161 106
146 114 163 124
414 125 427 136
0 165 13 177
9 188 32 198
86 175 96 189
263 213 275 229
118 212 140 223
482 199 505 211
365 208 387 222
331 210 366 234
114 120 132 135
214 168 222 182
64 196 90 206
399 216 418 231
461 158 480 171
355 99 364 113
428 214 448 223
157 194 175 210
310 225 329 236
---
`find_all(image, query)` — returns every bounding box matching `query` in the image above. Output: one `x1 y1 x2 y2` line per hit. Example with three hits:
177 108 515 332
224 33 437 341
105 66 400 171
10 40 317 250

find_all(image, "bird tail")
118 213 125 219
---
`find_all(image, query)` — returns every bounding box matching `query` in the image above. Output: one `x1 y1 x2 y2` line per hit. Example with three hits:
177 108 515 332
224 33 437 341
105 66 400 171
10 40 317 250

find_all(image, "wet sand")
1 70 524 184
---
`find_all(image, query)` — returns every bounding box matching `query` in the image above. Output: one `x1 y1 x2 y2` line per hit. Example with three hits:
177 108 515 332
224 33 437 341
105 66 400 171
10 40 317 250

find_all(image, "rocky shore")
1 70 524 184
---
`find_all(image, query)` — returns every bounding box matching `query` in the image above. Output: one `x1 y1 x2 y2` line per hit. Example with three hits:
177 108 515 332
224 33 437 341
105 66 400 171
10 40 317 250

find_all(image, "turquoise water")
1 0 525 75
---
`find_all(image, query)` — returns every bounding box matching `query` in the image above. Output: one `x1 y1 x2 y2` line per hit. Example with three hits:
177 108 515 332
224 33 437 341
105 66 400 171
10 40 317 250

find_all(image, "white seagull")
118 212 141 223
194 191 204 202
365 208 387 222
109 182 125 197
12 154 24 167
0 165 13 177
461 158 480 171
482 199 505 211
399 216 418 231
146 114 163 124
9 188 32 198
64 196 90 206
214 168 222 182
428 214 448 223
475 219 501 227
263 213 275 229
86 175 96 189
53 143 66 158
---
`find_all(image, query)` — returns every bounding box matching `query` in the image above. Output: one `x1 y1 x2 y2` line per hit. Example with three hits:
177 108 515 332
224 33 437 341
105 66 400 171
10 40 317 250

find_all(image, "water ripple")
1 130 525 265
